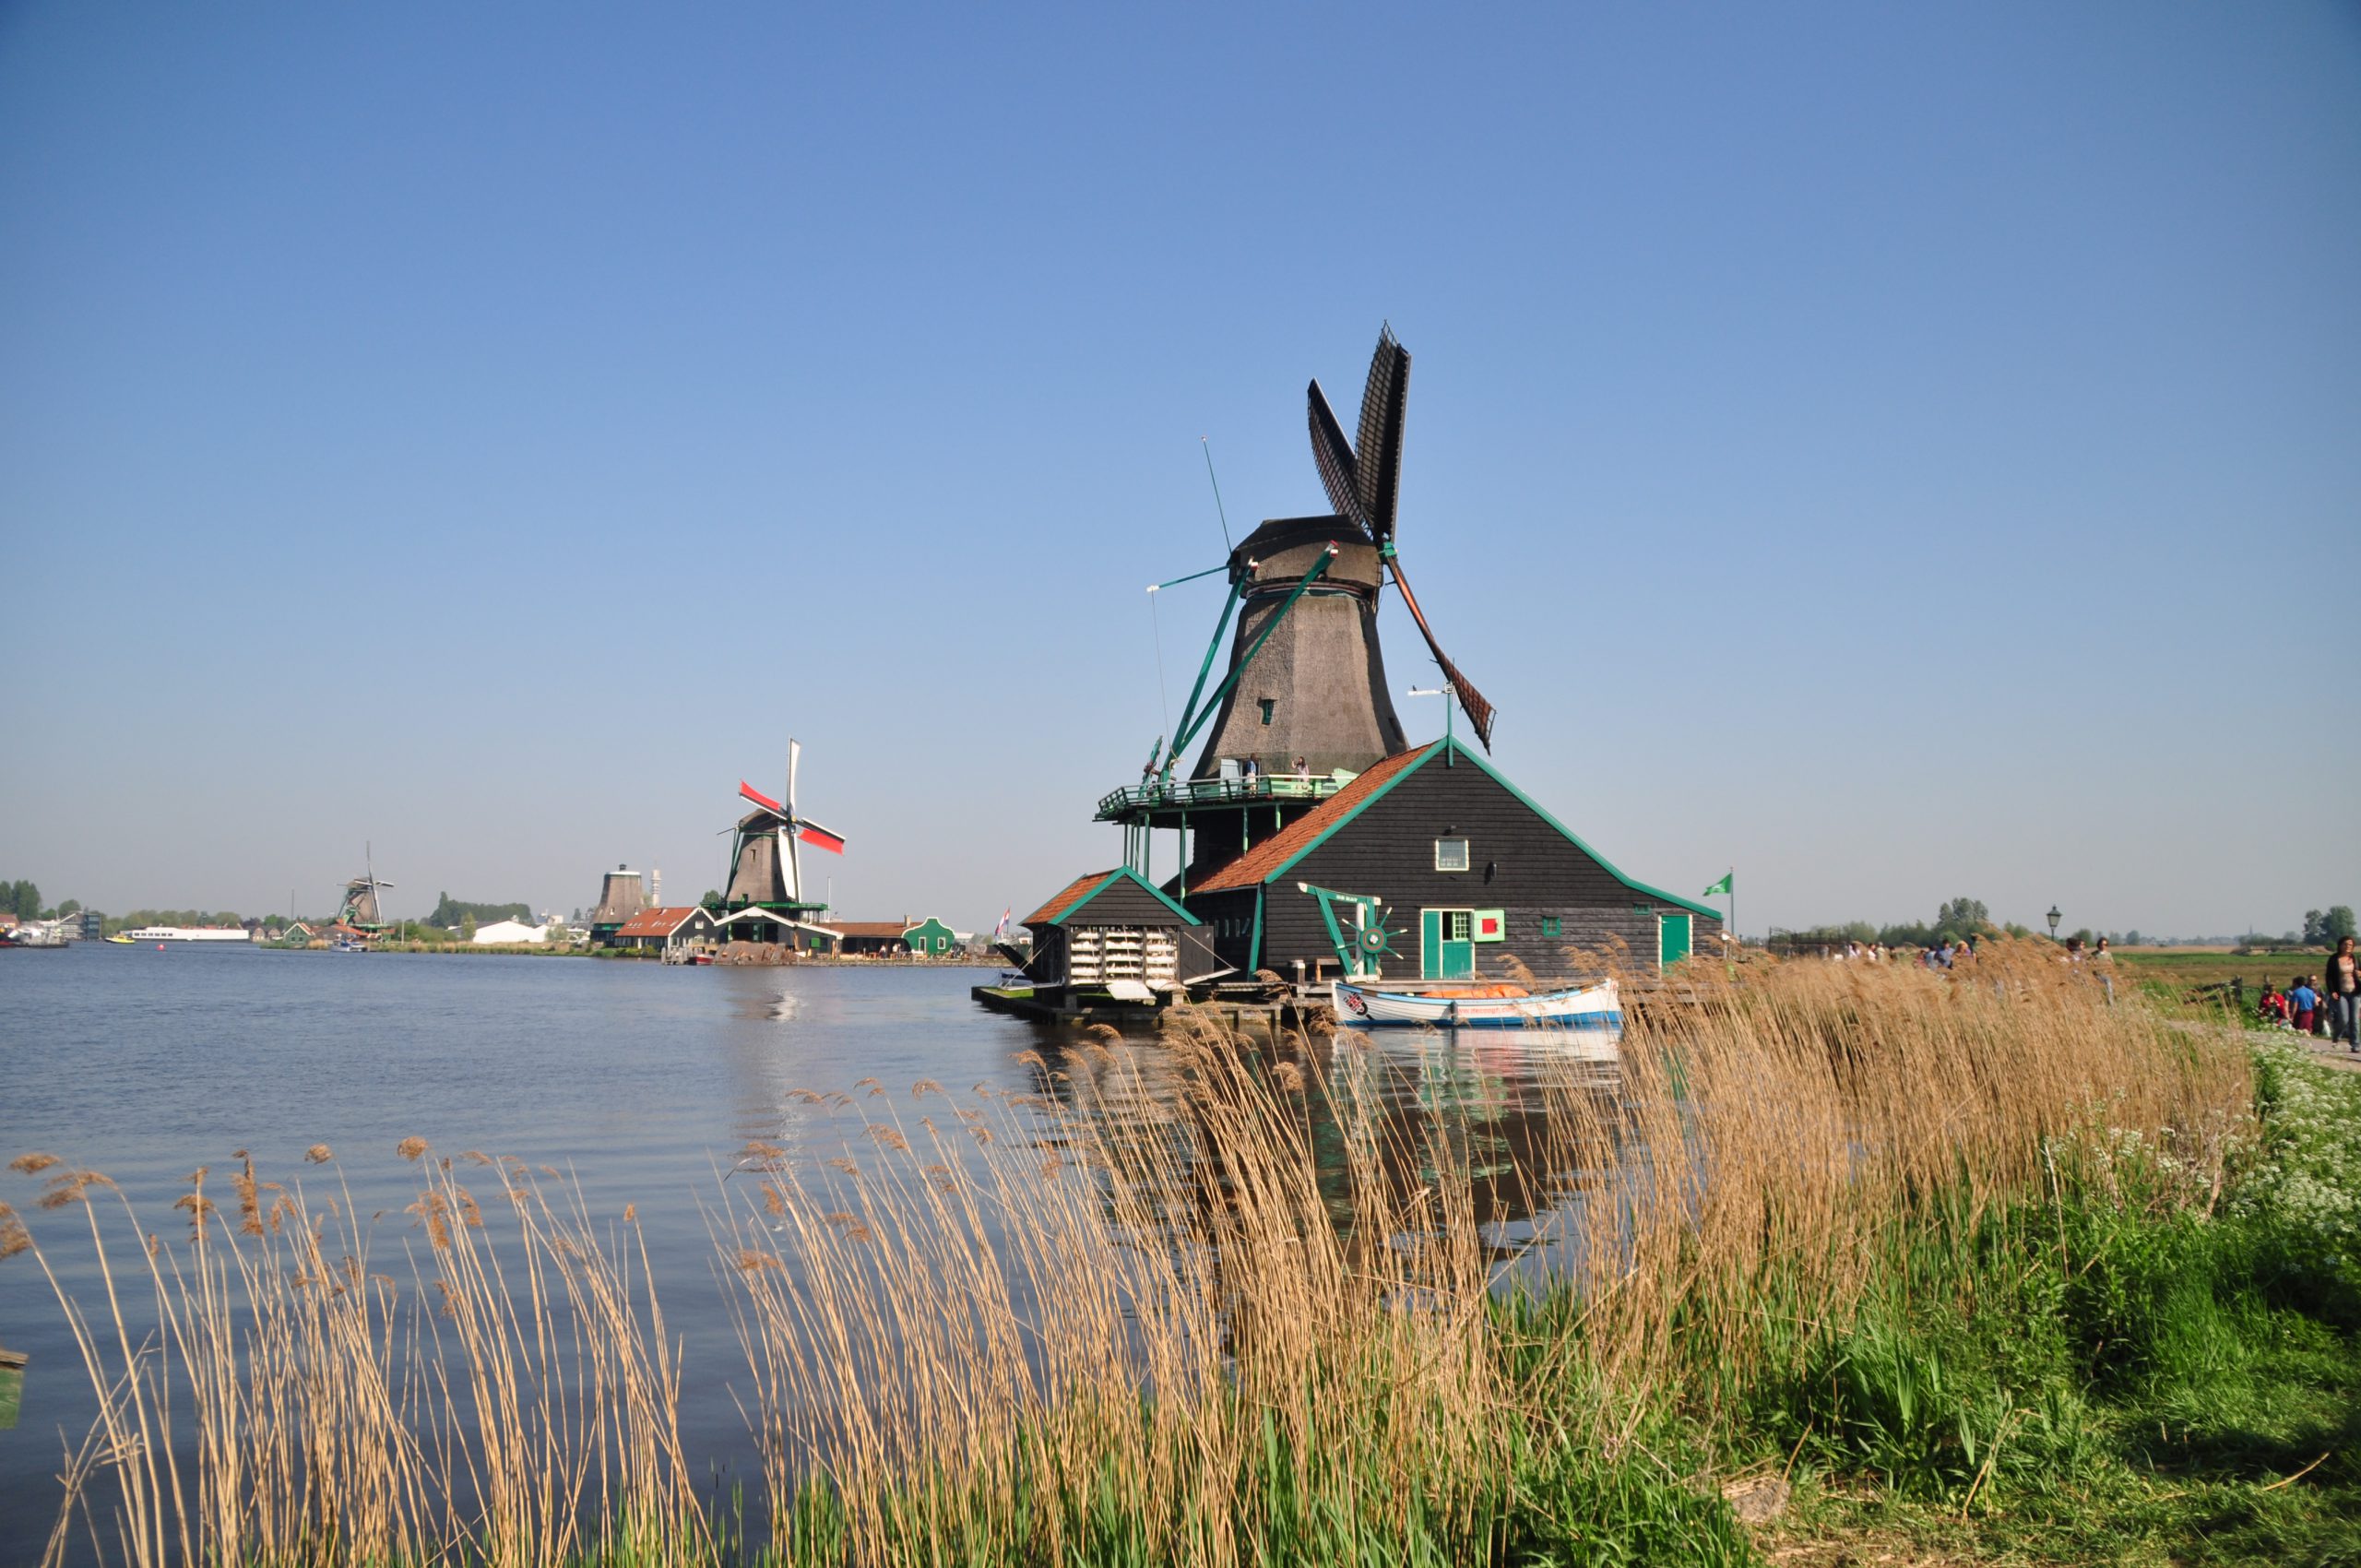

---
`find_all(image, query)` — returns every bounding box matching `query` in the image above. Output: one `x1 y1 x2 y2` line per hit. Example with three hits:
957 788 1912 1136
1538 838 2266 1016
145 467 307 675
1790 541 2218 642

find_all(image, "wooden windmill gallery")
985 326 1718 1023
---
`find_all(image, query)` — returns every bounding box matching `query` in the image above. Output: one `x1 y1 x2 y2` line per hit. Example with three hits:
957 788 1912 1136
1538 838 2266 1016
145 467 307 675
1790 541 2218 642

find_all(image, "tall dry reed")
11 1147 702 1568
7 940 2251 1564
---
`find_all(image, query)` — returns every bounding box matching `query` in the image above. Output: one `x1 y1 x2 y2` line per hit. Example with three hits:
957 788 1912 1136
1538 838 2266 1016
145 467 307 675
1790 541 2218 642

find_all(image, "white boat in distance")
120 926 252 944
1331 978 1620 1030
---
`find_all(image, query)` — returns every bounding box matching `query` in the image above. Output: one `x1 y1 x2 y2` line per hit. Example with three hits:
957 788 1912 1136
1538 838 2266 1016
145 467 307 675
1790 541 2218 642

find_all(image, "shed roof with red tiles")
1187 743 1438 894
1023 871 1116 929
615 906 703 938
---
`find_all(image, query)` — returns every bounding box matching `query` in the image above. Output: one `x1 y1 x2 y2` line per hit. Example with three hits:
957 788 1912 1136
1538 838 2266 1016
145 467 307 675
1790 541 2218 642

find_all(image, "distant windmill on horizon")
714 739 847 951
337 844 393 933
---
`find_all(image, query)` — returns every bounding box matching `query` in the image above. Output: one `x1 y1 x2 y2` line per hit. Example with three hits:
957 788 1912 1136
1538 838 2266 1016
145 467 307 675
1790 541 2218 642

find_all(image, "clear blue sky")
3 2 2355 938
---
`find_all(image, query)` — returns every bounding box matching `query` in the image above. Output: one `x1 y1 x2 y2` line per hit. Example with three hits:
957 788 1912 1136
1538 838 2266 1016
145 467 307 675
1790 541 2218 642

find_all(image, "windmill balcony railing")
1095 770 1353 820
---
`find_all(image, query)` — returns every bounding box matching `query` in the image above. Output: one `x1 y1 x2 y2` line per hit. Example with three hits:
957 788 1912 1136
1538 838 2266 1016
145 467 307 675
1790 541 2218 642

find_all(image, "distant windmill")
723 740 846 912
338 844 394 932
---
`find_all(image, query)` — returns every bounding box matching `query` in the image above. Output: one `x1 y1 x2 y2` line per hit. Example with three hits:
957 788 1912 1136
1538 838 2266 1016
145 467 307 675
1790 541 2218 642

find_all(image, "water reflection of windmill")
336 844 393 936
716 739 848 953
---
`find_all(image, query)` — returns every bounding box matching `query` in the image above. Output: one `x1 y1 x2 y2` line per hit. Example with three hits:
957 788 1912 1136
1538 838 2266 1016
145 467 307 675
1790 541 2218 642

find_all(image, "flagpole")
1727 866 1735 978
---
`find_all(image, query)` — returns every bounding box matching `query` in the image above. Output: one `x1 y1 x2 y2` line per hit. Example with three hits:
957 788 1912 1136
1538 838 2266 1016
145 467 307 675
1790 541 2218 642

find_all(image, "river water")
0 943 1618 1561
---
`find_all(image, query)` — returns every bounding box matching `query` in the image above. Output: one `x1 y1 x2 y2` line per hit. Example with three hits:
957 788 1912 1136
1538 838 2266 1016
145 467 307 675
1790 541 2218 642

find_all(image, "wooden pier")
972 974 1706 1034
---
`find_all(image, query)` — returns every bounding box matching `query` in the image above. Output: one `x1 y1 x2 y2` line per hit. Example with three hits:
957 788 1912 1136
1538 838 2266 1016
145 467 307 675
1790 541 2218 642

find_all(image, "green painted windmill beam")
1165 584 1240 779
1166 547 1337 774
1298 880 1391 979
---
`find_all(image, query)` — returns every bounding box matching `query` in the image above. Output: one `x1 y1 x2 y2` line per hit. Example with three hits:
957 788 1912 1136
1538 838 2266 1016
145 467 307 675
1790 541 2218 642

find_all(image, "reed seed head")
397 1137 430 1162
304 1144 333 1163
8 1152 60 1175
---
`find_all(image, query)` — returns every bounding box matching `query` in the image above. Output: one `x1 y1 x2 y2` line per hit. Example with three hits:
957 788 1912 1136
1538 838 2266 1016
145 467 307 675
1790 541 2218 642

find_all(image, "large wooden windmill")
1096 325 1494 891
1003 325 1723 1010
722 739 845 916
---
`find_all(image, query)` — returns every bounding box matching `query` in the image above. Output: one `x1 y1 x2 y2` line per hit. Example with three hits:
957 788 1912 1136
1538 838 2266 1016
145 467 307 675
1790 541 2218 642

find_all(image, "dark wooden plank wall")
1062 876 1201 932
1189 888 1261 972
1259 755 1720 980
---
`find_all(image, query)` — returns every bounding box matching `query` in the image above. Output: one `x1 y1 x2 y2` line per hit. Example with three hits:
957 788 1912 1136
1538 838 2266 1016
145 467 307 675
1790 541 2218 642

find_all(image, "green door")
1422 909 1475 980
1657 913 1692 969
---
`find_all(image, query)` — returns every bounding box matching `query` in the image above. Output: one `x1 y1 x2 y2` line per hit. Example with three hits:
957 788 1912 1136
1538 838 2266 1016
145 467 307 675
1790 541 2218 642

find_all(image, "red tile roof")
1187 744 1437 894
1023 870 1117 928
615 906 702 938
825 921 915 940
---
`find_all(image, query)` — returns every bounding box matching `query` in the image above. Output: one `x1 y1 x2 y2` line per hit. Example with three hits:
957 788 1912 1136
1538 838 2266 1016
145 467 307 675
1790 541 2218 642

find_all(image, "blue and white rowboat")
1330 978 1620 1029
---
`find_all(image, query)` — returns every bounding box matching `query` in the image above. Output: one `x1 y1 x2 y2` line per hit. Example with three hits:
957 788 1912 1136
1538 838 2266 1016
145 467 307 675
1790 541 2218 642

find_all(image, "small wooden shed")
1021 867 1219 992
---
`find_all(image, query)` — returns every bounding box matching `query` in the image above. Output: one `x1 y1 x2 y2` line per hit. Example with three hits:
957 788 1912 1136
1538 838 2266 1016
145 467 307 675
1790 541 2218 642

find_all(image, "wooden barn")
611 905 723 954
1179 739 1718 983
1019 867 1220 995
825 917 961 957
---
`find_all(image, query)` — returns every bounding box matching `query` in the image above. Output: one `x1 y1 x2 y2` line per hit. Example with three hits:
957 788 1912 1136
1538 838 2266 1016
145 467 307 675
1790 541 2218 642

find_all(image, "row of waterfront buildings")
581 866 965 958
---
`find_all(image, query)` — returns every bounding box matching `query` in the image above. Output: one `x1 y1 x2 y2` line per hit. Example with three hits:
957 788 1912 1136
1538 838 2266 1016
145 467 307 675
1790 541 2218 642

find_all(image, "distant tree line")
1779 896 2355 954
108 909 247 932
4 880 44 920
426 893 532 928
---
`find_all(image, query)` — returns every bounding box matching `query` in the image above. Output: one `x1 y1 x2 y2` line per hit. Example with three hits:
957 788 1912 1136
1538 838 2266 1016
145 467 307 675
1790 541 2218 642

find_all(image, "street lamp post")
2047 906 2062 943
1406 686 1453 764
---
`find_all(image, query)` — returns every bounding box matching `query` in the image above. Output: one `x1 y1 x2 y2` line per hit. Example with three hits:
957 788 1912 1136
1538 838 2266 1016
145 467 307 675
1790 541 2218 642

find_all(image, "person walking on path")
2330 937 2361 1051
2290 976 2319 1037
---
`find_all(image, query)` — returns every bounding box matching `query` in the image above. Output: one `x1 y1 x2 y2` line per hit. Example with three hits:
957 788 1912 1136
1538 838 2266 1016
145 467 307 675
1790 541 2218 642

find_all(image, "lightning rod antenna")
1200 437 1233 552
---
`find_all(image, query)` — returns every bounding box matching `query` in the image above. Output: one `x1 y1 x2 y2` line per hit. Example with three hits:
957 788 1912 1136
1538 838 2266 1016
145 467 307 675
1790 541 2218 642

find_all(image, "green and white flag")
1703 872 1733 897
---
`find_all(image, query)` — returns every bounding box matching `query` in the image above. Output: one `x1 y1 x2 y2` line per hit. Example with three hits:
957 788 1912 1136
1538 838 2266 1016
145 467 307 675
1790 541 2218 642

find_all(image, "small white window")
1435 837 1470 872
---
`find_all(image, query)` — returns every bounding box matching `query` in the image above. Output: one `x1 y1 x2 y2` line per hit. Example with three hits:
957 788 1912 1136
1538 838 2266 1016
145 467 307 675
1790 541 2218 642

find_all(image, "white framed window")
1435 837 1470 873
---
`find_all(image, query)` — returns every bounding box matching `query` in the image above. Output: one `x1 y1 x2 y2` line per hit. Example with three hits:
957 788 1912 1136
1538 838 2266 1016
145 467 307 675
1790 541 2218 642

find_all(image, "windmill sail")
1353 326 1409 540
1308 381 1363 527
1383 553 1495 749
